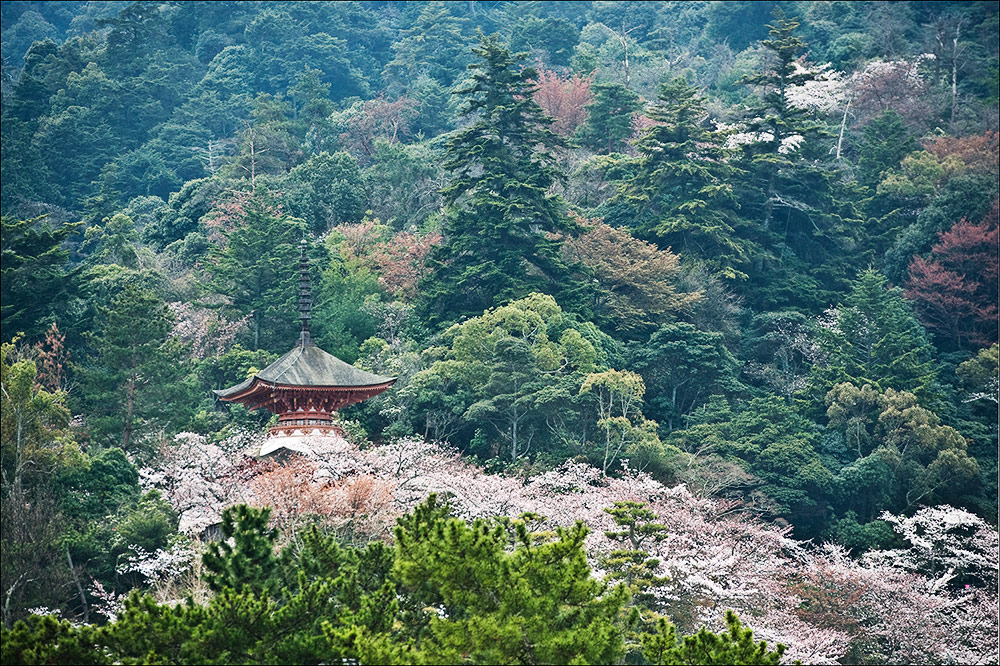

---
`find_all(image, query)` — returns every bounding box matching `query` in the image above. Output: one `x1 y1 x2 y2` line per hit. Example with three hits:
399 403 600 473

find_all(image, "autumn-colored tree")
849 55 936 130
561 219 701 339
905 199 999 348
533 67 593 137
371 230 442 298
923 131 999 178
33 323 69 393
331 95 415 159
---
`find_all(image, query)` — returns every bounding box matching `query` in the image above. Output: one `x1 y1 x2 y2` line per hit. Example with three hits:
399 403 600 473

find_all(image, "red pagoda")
214 240 395 456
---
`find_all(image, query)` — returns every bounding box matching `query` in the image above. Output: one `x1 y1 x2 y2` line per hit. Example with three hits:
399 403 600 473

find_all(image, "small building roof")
214 343 395 400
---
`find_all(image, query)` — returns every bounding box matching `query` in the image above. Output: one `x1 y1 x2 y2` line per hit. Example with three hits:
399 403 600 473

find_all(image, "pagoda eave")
217 377 395 413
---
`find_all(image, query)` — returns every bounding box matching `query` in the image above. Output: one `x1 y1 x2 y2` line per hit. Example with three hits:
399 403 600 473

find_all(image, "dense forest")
1 1 998 664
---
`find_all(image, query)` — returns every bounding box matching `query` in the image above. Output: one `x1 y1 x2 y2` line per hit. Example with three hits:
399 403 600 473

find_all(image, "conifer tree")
420 33 583 326
641 610 788 665
811 269 938 406
575 82 641 154
202 505 282 595
0 216 80 342
207 194 302 351
382 1 470 92
77 284 189 451
613 78 758 281
601 501 669 608
856 110 918 192
736 10 861 309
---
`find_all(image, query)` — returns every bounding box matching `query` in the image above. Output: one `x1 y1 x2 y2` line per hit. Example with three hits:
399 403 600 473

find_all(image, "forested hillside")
2 2 998 664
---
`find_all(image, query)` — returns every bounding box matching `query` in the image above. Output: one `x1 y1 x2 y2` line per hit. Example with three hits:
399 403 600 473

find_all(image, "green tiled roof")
214 343 394 398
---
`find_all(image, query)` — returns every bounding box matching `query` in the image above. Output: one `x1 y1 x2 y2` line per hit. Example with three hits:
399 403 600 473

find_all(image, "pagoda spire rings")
298 238 313 346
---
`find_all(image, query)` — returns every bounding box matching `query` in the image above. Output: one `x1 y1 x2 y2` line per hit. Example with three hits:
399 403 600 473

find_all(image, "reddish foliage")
850 58 935 129
336 221 442 298
630 113 664 142
905 199 999 348
923 132 999 177
340 95 415 157
249 457 336 534
34 322 68 392
532 68 593 136
371 230 442 297
202 191 286 244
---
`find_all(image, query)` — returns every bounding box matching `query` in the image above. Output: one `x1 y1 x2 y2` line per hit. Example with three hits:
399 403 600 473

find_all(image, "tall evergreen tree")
0 216 79 342
736 10 861 310
382 1 471 92
612 78 759 281
575 82 641 155
810 269 938 407
207 194 302 352
77 284 189 451
419 33 583 326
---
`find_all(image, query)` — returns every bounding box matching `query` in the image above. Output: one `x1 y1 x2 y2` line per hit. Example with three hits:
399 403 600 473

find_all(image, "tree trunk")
949 23 960 130
122 372 135 450
836 96 851 160
66 550 89 624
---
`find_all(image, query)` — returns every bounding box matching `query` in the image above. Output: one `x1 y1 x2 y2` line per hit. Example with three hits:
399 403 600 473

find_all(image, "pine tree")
0 216 80 342
575 82 641 154
202 505 283 596
736 10 861 310
77 284 189 451
613 78 759 281
641 610 788 665
856 110 918 192
358 494 629 665
419 34 583 326
601 501 669 608
811 269 938 406
207 193 301 351
382 1 470 92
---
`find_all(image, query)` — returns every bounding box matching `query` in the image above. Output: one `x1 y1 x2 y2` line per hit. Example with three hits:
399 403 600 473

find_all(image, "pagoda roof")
214 342 395 401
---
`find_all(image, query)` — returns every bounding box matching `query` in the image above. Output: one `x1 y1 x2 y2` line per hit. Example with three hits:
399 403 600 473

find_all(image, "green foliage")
203 505 282 596
641 610 789 665
580 370 651 474
825 382 981 519
76 284 191 450
1 343 74 624
576 82 641 154
2 0 1000 613
611 78 756 281
601 501 669 609
286 151 367 233
733 10 861 309
628 323 741 431
206 193 303 352
411 293 600 458
345 494 628 665
383 1 471 92
1 216 80 342
420 33 584 326
1 615 107 665
810 269 938 407
856 111 918 191
668 396 833 536
1 497 640 665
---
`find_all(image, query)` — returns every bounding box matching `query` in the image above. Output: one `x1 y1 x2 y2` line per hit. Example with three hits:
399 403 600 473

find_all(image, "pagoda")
214 240 395 456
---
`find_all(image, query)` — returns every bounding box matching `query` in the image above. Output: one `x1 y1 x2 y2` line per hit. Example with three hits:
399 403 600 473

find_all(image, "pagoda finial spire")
298 238 313 346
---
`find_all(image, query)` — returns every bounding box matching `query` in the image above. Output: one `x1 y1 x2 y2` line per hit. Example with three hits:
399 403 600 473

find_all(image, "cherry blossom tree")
142 432 999 665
